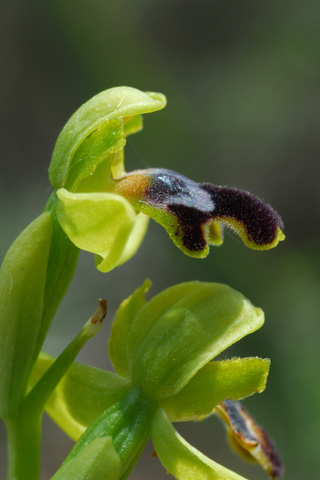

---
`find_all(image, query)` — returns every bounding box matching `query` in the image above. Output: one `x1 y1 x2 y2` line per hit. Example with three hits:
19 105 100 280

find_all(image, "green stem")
5 300 106 480
24 299 106 413
5 409 42 480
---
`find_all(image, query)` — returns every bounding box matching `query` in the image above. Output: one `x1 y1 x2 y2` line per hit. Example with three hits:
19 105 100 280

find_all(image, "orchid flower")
49 86 284 273
30 280 282 480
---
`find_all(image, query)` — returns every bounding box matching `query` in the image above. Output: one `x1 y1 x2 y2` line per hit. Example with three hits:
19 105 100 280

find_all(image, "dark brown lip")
142 169 283 252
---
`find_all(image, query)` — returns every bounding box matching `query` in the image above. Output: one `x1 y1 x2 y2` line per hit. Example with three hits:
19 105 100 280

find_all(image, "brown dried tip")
217 400 284 479
91 299 108 325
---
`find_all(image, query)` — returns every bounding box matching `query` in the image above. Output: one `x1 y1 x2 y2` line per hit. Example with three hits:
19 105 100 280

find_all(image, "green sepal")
56 189 149 272
49 86 166 189
51 436 121 480
151 408 248 480
128 282 264 399
109 279 151 379
162 357 270 421
0 213 52 418
29 352 131 441
63 387 156 479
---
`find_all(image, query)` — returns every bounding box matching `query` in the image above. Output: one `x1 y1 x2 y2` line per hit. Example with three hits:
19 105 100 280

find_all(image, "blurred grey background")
1 1 320 479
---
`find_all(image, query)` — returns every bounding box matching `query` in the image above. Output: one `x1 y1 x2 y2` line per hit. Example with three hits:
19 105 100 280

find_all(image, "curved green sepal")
151 408 248 480
162 357 270 421
51 436 121 480
128 282 264 399
29 352 131 440
0 213 52 418
56 189 149 272
109 279 151 379
49 86 166 189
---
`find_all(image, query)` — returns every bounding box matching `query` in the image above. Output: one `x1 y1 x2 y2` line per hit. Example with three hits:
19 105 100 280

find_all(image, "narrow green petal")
151 408 248 480
49 86 166 189
51 436 121 480
29 353 131 441
162 358 270 421
0 213 52 418
129 282 264 399
56 189 148 272
109 279 151 379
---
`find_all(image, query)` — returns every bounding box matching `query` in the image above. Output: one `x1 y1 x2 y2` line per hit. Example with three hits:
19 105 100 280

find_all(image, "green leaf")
34 193 80 366
51 436 121 480
29 352 131 440
0 213 52 418
162 357 270 421
109 279 151 379
56 189 149 272
128 282 264 399
151 408 248 480
49 86 166 189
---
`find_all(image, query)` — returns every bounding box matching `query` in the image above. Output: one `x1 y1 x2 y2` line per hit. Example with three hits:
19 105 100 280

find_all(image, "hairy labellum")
113 168 285 257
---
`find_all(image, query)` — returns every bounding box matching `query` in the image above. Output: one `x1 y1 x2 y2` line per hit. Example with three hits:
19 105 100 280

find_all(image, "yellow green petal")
56 189 148 272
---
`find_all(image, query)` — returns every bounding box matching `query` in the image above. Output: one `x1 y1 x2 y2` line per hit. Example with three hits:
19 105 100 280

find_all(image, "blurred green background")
1 1 319 478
